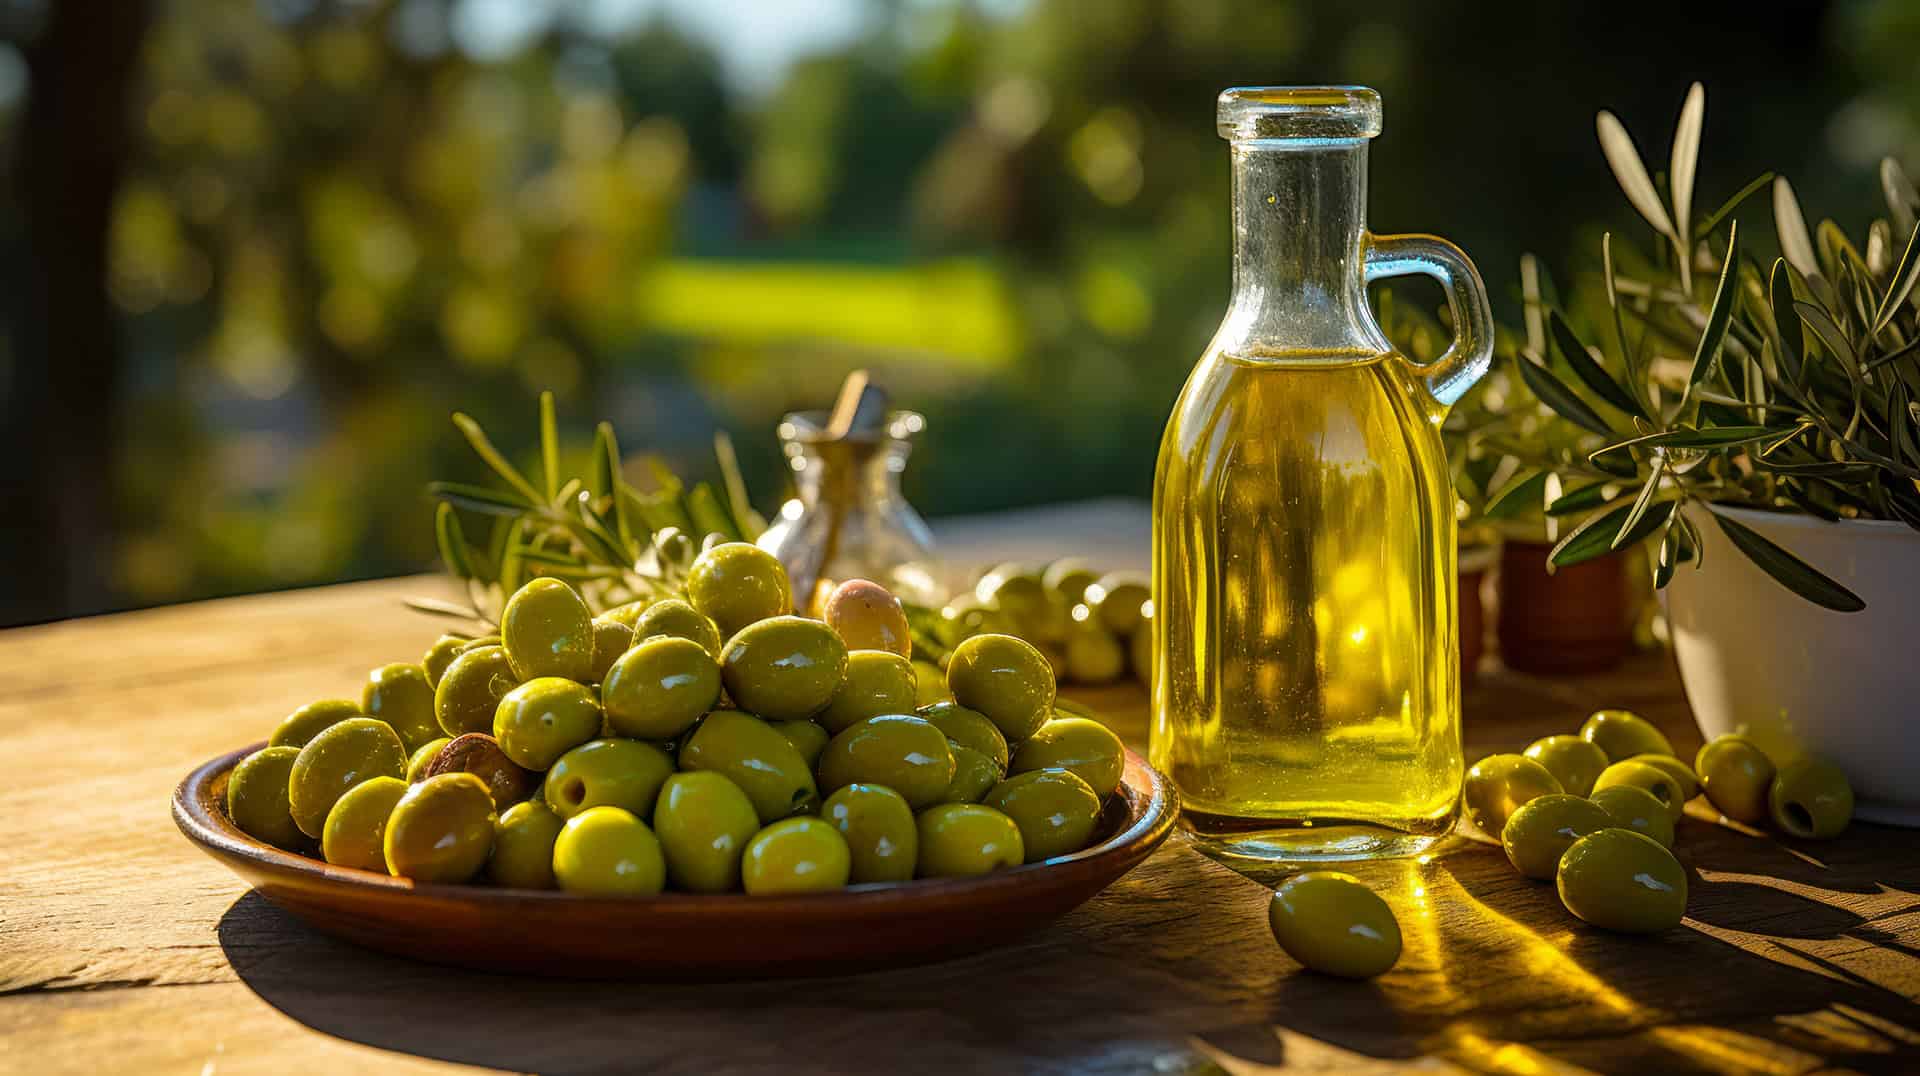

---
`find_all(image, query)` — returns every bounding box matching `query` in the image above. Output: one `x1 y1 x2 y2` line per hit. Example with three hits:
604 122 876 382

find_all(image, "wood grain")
3 502 1918 1074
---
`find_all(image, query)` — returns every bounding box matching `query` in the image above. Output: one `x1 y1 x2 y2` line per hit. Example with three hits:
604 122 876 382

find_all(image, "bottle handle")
1363 233 1495 409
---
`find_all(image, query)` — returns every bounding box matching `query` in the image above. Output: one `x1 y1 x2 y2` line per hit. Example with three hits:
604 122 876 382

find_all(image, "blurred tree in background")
1 0 1915 625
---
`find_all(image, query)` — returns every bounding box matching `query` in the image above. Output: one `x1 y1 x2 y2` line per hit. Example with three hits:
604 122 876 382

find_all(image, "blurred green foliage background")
2 0 1917 625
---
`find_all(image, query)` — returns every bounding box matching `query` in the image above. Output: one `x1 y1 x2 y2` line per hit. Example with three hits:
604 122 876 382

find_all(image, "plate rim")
173 740 1179 911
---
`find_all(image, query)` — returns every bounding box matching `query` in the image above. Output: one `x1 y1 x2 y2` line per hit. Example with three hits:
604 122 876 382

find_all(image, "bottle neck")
1221 139 1380 355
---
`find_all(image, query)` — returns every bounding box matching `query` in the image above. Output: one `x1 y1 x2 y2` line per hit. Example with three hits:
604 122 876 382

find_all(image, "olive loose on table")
720 615 850 721
946 633 1056 743
552 806 665 896
1462 754 1562 838
821 783 918 884
492 677 604 772
822 579 912 659
1625 753 1700 803
816 650 919 734
226 746 306 851
321 775 409 872
384 772 498 883
270 698 362 750
1579 709 1675 762
1522 735 1610 799
1010 716 1124 798
742 817 852 895
362 663 442 752
1267 872 1401 979
1084 573 1150 637
1500 793 1614 881
1591 760 1686 822
488 799 565 889
433 645 519 738
915 804 1024 878
543 738 674 820
602 636 721 741
1556 828 1688 933
288 717 409 839
983 769 1101 863
678 709 820 823
1589 784 1676 849
1694 735 1776 824
501 577 596 683
653 772 761 893
1769 757 1854 839
686 542 791 638
817 714 956 810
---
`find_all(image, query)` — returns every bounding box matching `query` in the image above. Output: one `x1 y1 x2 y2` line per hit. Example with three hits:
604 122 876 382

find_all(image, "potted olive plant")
1478 84 1920 823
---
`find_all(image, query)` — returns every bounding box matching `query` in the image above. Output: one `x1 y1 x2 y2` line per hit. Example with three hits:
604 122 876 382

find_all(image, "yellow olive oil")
1150 348 1462 860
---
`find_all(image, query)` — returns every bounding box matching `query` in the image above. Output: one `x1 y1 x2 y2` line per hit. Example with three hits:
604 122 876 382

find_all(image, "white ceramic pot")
1666 504 1920 825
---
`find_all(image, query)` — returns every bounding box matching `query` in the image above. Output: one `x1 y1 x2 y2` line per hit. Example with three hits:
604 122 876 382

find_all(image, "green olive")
982 769 1101 862
543 738 674 820
1042 558 1101 604
917 701 1010 771
361 663 442 752
1462 754 1562 838
719 615 849 721
912 660 949 706
420 732 535 810
488 798 565 889
630 598 724 659
976 563 1048 620
1064 623 1126 684
946 633 1056 743
225 746 306 850
822 579 912 658
586 616 634 683
269 698 362 750
1556 828 1688 933
1522 735 1610 798
422 635 469 688
1500 793 1614 881
942 744 1005 804
686 542 791 638
1010 716 1125 797
500 578 595 683
601 635 721 740
1592 760 1686 821
1267 871 1402 979
1625 753 1700 803
742 817 851 894
1086 572 1150 636
820 783 918 884
915 803 1024 878
460 634 502 653
1590 784 1676 849
406 737 450 783
816 650 919 734
817 714 956 810
1769 757 1854 839
1579 709 1675 762
599 599 650 628
1694 735 1777 824
653 772 761 893
937 596 1012 650
551 806 665 895
678 710 820 822
321 775 408 872
491 677 603 771
771 719 830 769
1003 593 1074 646
434 644 520 737
288 717 409 838
383 772 497 883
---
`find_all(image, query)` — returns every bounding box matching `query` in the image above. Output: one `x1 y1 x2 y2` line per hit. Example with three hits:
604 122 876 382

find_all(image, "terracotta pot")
1496 540 1631 675
1458 545 1494 688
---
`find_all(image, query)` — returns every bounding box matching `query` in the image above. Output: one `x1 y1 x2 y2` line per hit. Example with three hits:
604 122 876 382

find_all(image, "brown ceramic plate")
174 743 1177 979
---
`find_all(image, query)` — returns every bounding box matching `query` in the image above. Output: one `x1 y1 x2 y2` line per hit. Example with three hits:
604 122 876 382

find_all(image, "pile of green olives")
936 559 1151 690
225 553 1128 896
1461 707 1856 935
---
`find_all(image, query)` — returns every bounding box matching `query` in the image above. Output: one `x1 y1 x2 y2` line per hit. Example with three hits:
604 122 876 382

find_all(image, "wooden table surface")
4 500 1918 1075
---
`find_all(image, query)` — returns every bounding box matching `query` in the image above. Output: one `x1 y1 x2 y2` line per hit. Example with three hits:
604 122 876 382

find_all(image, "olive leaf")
1696 172 1773 239
429 480 535 516
538 390 560 504
1547 480 1621 516
1597 110 1677 245
434 502 475 580
451 413 546 507
1706 508 1864 612
1870 218 1920 339
1484 469 1549 520
1774 177 1820 280
1550 498 1676 568
1551 310 1647 420
1670 82 1705 289
1516 352 1613 436
1689 220 1741 387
